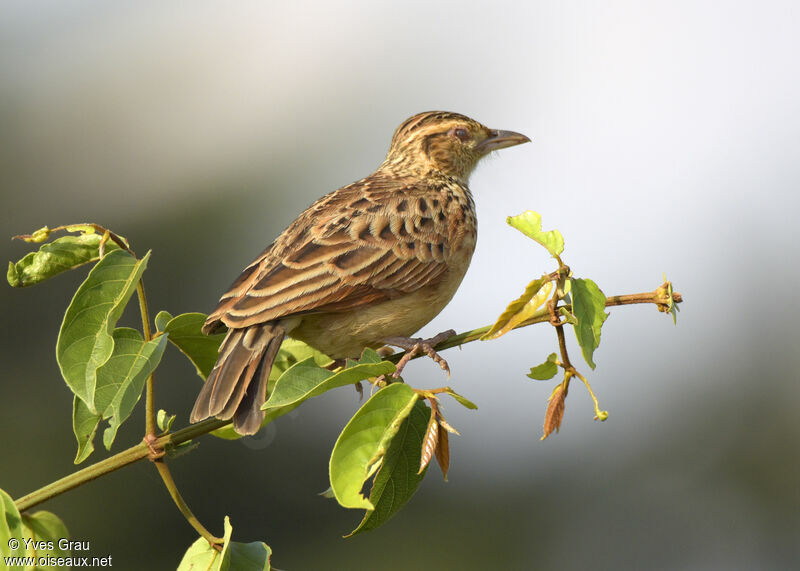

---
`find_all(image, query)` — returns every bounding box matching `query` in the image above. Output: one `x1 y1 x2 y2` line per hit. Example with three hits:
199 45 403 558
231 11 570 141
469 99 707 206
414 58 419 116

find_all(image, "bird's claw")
384 329 455 379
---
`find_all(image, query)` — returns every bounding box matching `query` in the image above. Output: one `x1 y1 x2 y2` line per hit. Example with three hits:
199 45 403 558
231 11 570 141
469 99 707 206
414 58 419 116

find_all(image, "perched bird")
191 111 530 434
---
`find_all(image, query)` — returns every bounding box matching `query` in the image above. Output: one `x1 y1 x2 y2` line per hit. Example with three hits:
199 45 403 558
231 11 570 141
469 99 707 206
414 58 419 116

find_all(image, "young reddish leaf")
419 411 439 475
435 423 450 481
438 417 460 436
541 384 567 440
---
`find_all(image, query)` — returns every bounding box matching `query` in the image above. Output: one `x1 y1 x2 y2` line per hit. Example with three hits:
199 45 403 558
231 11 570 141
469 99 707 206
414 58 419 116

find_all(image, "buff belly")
286 259 471 359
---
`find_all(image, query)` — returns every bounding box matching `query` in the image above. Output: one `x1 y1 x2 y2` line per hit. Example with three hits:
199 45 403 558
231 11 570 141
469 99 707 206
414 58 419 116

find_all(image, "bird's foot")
384 329 456 378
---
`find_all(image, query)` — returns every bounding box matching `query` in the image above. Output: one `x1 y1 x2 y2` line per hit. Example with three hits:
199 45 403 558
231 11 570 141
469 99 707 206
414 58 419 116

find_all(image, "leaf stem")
153 460 224 545
570 368 608 420
136 280 156 437
554 324 573 371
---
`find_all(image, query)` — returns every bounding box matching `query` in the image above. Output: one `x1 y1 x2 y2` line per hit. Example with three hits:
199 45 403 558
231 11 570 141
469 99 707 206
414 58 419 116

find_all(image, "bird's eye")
449 127 470 141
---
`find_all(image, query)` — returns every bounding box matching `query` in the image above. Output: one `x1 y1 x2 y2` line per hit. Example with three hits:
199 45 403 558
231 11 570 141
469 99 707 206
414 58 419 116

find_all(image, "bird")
190 111 530 435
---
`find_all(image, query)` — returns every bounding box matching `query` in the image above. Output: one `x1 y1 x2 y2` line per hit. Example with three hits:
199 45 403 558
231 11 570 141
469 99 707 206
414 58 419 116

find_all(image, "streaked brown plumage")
191 111 530 434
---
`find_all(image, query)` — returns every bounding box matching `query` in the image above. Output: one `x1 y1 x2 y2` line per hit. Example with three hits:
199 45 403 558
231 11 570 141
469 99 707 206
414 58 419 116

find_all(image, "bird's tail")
190 322 286 435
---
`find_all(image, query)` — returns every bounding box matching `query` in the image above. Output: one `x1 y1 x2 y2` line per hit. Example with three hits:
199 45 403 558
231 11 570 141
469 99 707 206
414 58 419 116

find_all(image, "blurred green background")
2 1 798 569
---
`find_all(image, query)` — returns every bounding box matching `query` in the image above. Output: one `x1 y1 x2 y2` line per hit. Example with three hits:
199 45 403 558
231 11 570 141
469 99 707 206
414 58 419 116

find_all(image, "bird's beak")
476 129 531 154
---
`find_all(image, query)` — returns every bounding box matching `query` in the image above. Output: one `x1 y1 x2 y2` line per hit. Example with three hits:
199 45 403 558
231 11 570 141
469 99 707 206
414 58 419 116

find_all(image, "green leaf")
159 311 329 388
166 440 200 459
482 274 553 340
178 516 271 571
226 540 272 571
213 349 392 440
179 537 223 570
347 399 430 536
178 521 230 571
264 348 394 411
70 329 167 461
507 210 564 257
208 401 300 440
7 233 122 287
17 225 53 243
0 488 71 567
20 511 72 569
571 278 609 370
663 276 680 325
161 313 224 380
558 306 578 325
154 310 173 333
329 383 419 511
271 337 333 375
527 353 559 380
56 250 150 411
157 409 176 433
445 388 478 410
97 329 168 450
72 396 101 464
0 488 24 559
261 358 330 409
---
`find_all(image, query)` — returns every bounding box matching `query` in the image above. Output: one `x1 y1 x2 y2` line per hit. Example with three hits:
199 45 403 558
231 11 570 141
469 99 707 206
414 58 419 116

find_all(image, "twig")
14 418 228 513
153 460 224 546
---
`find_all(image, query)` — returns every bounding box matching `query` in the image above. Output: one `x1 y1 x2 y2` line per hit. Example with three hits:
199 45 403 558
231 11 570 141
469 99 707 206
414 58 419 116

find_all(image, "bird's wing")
204 175 460 333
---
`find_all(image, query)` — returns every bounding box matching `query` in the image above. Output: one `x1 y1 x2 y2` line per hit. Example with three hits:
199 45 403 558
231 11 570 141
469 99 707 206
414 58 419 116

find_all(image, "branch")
14 285 682 513
14 418 227 513
398 284 682 359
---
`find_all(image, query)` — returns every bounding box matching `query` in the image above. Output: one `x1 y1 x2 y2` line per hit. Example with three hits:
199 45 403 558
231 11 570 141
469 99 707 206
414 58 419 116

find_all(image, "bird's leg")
384 329 456 378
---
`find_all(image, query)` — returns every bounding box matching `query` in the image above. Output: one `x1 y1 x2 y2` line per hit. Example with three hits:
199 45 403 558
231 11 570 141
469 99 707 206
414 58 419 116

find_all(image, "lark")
191 111 530 434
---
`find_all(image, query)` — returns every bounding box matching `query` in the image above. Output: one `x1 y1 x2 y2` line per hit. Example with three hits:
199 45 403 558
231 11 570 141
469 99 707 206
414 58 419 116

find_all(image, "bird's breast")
287 237 475 359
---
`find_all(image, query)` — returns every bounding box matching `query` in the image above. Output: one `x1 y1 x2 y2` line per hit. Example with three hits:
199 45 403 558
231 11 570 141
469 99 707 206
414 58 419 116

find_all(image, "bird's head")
381 111 530 182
